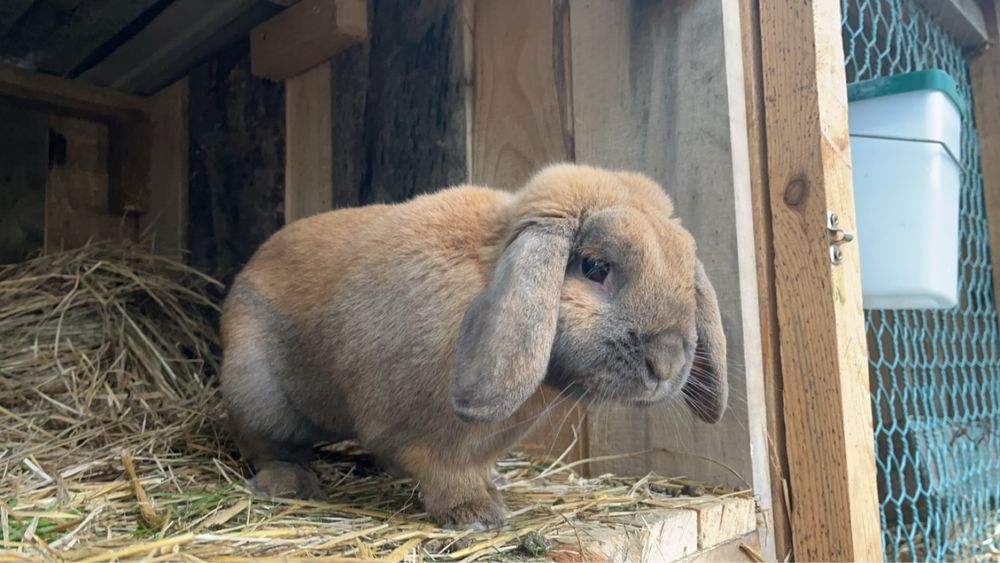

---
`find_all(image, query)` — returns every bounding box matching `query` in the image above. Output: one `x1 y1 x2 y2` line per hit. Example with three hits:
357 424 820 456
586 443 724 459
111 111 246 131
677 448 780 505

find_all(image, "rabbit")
219 163 727 528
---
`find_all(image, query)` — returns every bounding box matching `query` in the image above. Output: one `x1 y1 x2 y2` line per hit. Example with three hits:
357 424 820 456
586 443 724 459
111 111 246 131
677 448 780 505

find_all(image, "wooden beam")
469 0 585 463
971 1 1000 332
78 0 280 95
0 64 147 122
738 0 793 559
251 0 367 81
142 78 190 259
285 62 333 222
912 0 988 48
758 0 882 560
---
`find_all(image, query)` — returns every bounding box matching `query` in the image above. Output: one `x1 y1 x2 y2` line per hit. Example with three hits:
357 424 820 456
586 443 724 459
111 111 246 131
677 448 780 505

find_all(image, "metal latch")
827 211 855 265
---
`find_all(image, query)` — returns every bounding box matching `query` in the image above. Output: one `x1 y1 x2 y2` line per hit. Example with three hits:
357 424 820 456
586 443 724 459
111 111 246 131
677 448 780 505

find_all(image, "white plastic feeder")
848 69 964 310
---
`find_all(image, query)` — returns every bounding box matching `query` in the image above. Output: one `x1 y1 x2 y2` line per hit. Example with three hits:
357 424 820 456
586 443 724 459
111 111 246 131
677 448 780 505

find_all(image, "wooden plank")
0 102 46 263
737 0 793 559
692 497 757 551
555 510 700 562
569 3 773 556
971 0 1000 335
757 0 882 560
681 532 761 563
912 0 988 48
470 0 570 189
0 63 147 122
45 116 133 251
140 77 189 259
78 0 279 95
250 0 367 81
187 39 285 288
469 0 585 464
547 496 758 562
285 61 333 222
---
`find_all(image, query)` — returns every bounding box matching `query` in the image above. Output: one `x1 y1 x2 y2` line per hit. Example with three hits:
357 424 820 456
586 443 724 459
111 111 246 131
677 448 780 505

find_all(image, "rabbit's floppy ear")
682 260 728 423
449 219 575 423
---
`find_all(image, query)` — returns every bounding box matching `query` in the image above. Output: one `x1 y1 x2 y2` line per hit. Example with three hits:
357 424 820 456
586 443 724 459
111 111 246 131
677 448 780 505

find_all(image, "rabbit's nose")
644 331 686 381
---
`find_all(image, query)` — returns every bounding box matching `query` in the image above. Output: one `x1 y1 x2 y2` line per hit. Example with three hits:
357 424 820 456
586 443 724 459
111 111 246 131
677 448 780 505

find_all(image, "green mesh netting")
842 0 1000 560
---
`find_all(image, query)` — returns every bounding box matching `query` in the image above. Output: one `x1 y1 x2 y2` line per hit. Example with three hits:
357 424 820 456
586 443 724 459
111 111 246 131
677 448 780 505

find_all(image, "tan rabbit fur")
220 163 727 528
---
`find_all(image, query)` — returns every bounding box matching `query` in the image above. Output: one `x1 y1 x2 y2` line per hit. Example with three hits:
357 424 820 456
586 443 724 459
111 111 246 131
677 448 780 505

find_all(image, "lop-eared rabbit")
220 164 727 528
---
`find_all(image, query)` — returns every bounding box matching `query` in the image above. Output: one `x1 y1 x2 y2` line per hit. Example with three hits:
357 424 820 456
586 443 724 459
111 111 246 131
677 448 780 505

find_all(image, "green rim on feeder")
847 69 965 117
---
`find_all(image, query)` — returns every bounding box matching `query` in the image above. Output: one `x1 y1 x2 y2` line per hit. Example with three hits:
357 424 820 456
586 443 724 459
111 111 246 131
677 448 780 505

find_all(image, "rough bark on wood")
187 39 285 288
327 0 468 206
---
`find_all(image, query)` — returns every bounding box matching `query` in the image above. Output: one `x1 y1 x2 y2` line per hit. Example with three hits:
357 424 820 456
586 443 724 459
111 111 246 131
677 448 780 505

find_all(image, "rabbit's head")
450 164 727 425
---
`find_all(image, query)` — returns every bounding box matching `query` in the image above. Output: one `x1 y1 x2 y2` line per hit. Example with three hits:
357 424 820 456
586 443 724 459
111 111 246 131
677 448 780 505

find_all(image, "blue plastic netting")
843 0 1000 559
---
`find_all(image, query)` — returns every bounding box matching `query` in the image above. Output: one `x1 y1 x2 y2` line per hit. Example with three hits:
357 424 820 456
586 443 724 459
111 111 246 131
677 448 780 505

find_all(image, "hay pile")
0 243 751 562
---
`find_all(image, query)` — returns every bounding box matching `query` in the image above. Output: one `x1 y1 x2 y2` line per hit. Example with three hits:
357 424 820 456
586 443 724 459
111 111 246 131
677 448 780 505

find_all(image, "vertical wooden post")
469 0 586 462
970 0 1000 330
738 0 793 558
143 78 190 259
285 62 334 222
758 1 882 560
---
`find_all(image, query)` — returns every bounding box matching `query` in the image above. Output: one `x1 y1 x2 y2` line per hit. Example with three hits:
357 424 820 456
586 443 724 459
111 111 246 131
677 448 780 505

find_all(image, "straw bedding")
0 242 748 562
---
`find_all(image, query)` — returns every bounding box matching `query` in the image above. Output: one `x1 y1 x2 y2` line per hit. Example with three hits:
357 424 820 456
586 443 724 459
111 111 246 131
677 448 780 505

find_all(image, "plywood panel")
757 0 882 559
570 4 771 550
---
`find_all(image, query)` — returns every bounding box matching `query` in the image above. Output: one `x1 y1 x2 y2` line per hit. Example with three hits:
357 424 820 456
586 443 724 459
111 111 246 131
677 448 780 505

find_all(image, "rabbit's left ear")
449 219 575 423
682 260 728 423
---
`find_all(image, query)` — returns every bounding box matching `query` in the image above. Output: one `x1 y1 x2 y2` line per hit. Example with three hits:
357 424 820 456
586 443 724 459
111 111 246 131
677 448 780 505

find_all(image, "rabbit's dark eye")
582 257 610 284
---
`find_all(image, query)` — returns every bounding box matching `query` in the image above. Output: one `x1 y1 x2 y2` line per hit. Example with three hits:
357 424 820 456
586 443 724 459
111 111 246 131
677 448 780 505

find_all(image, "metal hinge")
827 211 855 265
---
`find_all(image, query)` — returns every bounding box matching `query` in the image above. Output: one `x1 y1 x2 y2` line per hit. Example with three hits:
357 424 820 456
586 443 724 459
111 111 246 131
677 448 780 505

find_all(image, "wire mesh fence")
842 0 1000 560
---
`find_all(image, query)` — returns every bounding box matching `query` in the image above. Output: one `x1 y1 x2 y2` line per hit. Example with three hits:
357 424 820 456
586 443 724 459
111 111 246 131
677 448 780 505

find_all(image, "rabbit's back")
221 186 513 460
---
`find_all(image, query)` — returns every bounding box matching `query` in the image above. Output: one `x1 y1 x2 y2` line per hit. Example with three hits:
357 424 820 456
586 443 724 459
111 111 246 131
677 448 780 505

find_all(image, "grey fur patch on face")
542 210 727 420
